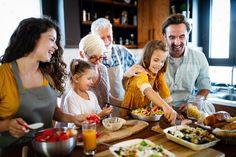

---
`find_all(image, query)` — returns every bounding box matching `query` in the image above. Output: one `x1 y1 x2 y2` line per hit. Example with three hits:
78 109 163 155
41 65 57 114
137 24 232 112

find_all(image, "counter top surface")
1 104 236 157
2 122 235 157
207 93 236 107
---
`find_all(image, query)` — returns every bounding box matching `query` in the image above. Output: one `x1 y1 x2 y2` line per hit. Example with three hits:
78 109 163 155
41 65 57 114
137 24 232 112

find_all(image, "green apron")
0 61 57 148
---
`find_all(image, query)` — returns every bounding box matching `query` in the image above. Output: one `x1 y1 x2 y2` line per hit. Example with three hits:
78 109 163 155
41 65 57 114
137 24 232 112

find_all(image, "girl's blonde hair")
69 59 93 81
79 34 106 56
141 40 168 73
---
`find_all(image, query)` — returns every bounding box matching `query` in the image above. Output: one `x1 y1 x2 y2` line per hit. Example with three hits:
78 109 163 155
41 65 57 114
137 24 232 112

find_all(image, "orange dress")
120 72 172 117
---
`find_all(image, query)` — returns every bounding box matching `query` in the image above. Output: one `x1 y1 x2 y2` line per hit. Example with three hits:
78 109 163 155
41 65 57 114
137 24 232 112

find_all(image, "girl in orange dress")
121 40 176 123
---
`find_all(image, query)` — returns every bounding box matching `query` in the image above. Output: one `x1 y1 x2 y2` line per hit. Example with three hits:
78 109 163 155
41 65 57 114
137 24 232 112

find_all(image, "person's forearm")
109 95 122 105
197 89 210 98
144 88 169 108
0 119 10 132
53 106 74 123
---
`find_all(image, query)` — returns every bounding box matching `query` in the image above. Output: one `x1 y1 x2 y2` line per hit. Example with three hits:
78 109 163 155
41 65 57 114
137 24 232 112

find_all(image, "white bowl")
102 117 126 131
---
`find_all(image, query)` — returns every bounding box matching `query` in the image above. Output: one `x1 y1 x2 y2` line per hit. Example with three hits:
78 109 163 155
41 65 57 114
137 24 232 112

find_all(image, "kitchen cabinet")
63 0 169 48
79 0 138 48
64 0 138 48
137 0 169 48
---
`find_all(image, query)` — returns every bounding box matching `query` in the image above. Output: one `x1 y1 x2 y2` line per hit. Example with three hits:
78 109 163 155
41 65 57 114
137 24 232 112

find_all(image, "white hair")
79 34 106 56
91 18 112 35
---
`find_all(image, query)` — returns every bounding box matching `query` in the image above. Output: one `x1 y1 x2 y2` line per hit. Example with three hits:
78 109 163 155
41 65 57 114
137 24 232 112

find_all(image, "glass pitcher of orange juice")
82 121 97 155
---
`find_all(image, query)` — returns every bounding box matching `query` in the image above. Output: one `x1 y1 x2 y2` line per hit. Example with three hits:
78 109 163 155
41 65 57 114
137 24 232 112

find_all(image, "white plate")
109 139 175 157
163 125 220 151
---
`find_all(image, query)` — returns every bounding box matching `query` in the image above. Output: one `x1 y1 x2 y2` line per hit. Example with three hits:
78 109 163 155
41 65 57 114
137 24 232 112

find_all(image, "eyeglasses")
86 54 106 62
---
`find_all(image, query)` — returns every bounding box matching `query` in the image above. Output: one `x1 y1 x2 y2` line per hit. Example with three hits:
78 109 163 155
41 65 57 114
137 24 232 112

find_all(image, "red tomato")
86 115 101 124
96 131 100 138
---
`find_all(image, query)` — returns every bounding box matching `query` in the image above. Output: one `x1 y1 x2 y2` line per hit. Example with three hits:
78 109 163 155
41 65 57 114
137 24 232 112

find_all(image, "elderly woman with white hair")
78 34 122 109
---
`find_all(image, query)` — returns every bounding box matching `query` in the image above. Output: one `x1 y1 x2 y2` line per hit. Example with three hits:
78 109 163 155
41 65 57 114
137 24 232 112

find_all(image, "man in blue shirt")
162 14 211 110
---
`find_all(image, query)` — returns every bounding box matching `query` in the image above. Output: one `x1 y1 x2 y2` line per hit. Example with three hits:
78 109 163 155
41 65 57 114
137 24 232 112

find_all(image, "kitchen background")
0 0 235 89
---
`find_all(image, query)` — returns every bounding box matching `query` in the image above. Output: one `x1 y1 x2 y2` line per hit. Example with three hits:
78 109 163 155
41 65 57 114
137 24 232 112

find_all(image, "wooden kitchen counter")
2 104 236 157
1 121 235 157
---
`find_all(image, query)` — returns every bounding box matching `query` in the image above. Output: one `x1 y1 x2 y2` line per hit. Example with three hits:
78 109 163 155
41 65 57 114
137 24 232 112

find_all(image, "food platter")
163 125 220 151
131 113 162 121
109 139 175 157
131 107 163 122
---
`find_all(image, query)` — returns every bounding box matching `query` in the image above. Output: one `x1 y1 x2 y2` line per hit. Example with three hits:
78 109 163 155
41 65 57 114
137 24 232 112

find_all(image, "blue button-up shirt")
102 44 137 72
165 46 211 106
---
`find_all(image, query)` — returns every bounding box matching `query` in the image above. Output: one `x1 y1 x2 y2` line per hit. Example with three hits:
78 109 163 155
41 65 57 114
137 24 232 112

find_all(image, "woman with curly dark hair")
0 17 88 148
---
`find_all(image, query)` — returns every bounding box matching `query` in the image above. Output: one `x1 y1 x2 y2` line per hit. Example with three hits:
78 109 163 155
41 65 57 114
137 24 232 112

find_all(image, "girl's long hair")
140 40 168 73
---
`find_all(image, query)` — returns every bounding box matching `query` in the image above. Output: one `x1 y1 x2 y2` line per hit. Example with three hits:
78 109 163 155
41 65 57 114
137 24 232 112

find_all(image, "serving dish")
131 113 162 121
131 107 163 122
163 125 220 151
32 127 77 157
109 139 175 157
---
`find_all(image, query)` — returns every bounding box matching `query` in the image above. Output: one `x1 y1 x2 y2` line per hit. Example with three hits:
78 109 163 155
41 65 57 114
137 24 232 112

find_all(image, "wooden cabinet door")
138 0 169 48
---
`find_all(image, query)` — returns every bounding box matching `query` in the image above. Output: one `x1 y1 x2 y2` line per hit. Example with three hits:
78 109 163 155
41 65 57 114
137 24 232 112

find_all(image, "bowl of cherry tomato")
32 127 78 157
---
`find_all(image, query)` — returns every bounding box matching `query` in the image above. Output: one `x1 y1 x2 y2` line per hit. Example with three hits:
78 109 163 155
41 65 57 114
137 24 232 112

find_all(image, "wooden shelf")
94 0 137 8
82 21 92 25
124 44 138 49
113 24 137 29
82 21 137 29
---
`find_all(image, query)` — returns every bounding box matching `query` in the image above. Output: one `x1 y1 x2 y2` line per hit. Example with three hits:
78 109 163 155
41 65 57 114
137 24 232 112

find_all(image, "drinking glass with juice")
82 121 96 155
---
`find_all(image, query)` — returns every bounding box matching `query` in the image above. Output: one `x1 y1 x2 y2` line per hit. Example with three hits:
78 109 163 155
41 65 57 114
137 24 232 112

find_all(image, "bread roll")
222 121 236 130
203 111 231 126
212 121 229 128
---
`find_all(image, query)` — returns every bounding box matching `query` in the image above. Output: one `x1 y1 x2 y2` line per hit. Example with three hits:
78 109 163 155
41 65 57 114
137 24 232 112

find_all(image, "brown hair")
162 13 191 35
140 40 168 73
69 59 93 81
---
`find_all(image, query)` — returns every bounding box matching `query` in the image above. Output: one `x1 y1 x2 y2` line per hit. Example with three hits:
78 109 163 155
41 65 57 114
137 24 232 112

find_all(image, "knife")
105 102 131 111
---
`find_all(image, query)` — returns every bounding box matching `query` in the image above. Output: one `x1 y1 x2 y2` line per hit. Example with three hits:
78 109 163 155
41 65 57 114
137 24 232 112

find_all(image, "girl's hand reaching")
8 118 29 138
162 105 177 124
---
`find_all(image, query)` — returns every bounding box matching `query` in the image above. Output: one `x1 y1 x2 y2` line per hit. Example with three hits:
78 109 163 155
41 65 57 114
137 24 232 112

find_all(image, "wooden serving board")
95 134 225 157
97 119 149 144
77 120 149 146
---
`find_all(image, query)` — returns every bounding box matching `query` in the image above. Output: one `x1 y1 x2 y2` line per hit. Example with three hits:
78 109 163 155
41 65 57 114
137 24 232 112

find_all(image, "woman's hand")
8 118 28 138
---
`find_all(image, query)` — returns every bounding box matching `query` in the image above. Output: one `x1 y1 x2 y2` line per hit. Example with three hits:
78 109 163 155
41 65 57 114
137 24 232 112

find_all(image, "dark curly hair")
0 17 67 95
162 13 191 35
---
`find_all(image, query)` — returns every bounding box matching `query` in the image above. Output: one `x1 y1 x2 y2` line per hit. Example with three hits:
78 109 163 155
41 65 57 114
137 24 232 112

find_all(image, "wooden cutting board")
77 120 149 146
97 119 149 143
95 134 225 157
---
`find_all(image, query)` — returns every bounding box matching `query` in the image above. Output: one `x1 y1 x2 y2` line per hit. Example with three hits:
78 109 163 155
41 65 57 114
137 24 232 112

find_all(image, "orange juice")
82 129 96 151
